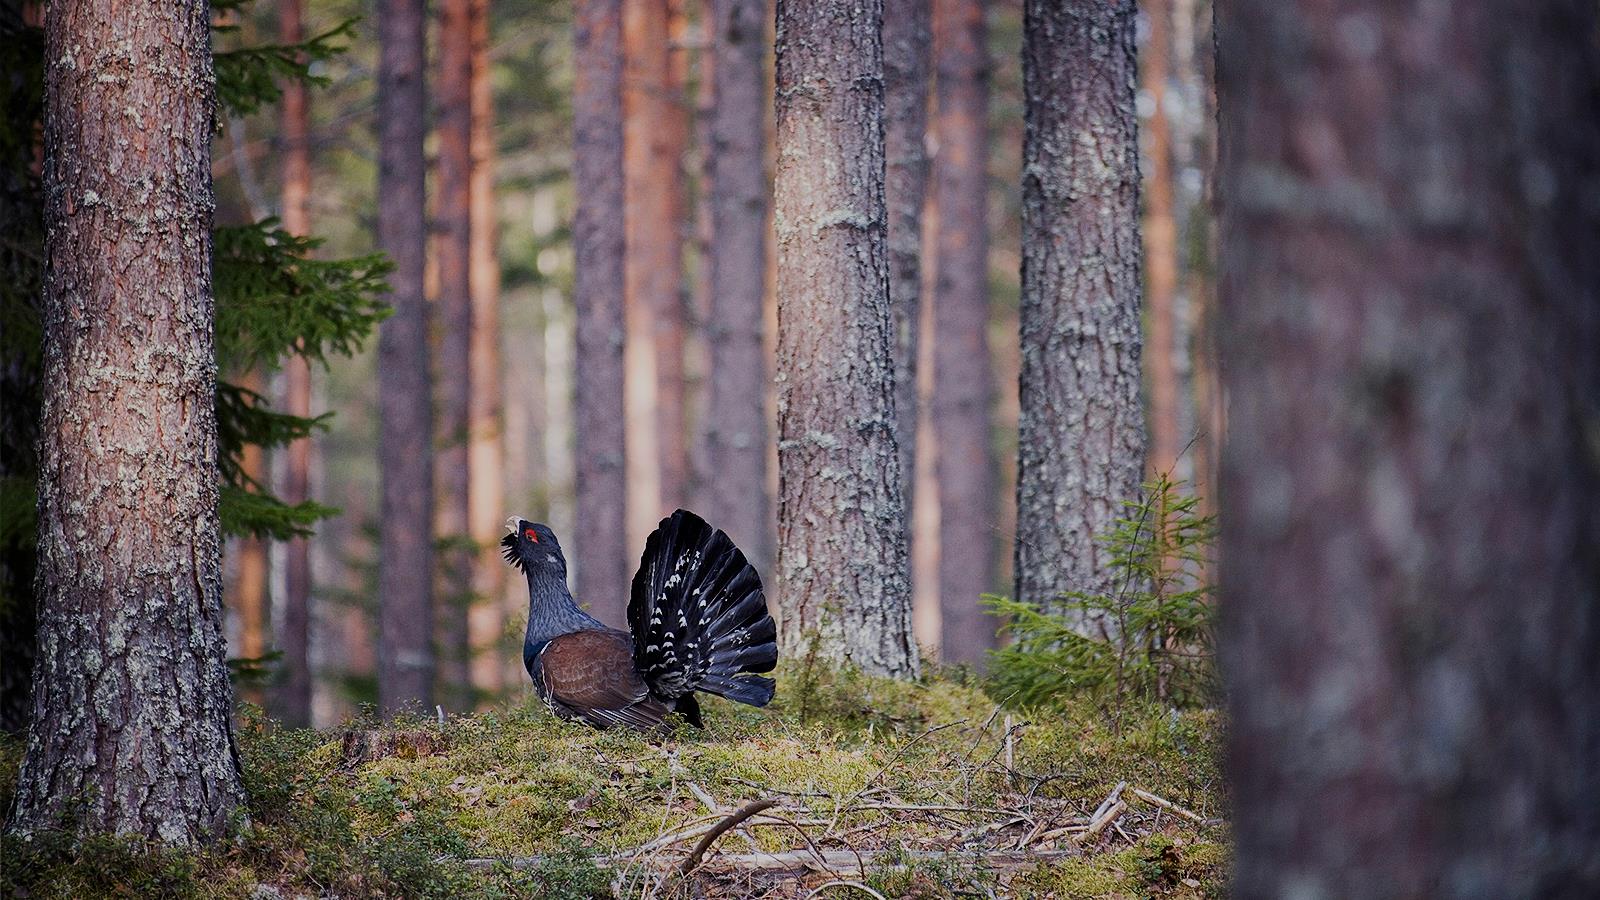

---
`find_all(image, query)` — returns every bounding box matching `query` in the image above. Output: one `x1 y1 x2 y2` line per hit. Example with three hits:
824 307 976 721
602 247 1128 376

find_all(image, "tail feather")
698 674 776 707
628 510 779 707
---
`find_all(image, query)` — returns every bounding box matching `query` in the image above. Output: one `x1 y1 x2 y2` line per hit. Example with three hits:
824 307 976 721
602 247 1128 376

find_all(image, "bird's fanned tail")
628 510 778 708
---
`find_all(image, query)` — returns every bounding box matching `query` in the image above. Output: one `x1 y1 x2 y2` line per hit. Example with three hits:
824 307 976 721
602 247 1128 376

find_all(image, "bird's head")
501 517 567 577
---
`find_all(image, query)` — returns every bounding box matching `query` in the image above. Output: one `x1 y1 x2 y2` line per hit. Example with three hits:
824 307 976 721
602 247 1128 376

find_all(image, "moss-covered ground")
1 664 1228 898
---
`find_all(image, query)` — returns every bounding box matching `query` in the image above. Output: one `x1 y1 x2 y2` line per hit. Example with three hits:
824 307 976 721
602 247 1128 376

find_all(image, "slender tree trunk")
930 0 996 664
434 0 474 708
573 0 629 624
232 372 270 701
883 0 931 530
774 0 918 678
1141 0 1180 481
624 0 688 512
377 0 434 713
1188 0 1223 544
701 0 771 573
687 3 716 517
1219 2 1600 895
466 0 505 699
275 0 314 727
13 0 243 842
1014 0 1145 627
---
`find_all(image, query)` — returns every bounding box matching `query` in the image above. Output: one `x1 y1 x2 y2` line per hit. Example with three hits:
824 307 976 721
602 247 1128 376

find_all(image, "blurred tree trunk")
434 0 473 709
774 0 918 678
232 372 269 703
1141 0 1180 481
13 0 243 842
466 0 505 700
275 0 314 727
700 0 771 574
687 2 715 518
376 0 434 713
1014 0 1144 629
930 0 996 664
883 0 930 529
1171 0 1216 525
1219 1 1600 895
573 0 629 624
624 0 688 512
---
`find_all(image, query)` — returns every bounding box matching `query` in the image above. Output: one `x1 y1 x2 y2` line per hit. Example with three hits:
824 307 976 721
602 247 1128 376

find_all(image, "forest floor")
1 664 1228 898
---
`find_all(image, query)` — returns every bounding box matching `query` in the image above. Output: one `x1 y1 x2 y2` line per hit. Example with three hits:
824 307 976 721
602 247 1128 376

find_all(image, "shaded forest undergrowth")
2 664 1227 898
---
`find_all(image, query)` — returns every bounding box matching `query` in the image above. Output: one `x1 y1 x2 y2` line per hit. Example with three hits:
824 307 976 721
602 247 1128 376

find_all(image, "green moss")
1 664 1229 898
1012 835 1228 899
1012 704 1225 815
1013 856 1133 899
0 730 20 815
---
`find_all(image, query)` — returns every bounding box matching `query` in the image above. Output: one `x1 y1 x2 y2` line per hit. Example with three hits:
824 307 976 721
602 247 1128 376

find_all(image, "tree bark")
1014 0 1145 627
466 0 505 699
701 0 772 575
435 0 474 708
930 0 996 664
275 0 314 727
624 0 689 511
13 0 244 843
773 0 918 678
883 0 931 530
1219 1 1600 896
377 0 435 713
1140 0 1180 481
572 0 630 625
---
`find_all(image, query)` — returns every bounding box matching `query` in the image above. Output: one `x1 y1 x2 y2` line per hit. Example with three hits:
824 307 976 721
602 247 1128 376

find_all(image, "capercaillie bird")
501 509 778 729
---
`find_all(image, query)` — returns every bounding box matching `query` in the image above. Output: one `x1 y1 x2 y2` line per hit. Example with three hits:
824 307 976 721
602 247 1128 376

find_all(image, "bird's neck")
523 570 605 648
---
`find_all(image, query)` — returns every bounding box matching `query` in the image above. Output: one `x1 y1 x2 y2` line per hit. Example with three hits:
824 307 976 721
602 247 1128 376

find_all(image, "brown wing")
539 629 670 730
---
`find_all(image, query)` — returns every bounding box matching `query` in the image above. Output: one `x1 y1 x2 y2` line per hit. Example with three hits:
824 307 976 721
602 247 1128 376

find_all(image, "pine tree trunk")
883 0 930 529
1219 1 1600 895
701 0 771 574
624 0 688 511
232 371 270 703
930 0 996 664
13 0 244 842
275 0 314 728
572 0 630 624
1140 0 1180 481
774 0 918 678
1014 0 1145 627
376 0 435 713
435 0 474 709
466 0 506 699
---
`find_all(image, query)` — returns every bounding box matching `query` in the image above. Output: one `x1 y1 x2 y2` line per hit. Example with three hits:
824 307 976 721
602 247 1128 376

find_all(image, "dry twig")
679 799 779 874
1130 787 1209 824
803 879 891 900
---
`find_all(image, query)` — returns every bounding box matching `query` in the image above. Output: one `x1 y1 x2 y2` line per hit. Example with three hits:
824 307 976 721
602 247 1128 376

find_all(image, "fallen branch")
627 811 824 857
1089 781 1127 823
679 798 779 874
459 847 1081 875
1074 785 1128 846
1130 788 1210 824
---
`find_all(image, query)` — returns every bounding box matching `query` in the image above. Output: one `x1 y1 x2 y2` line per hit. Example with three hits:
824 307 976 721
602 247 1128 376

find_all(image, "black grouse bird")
501 509 778 729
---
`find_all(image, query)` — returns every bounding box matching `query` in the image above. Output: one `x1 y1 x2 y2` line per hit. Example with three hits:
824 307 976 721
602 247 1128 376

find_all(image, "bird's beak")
505 515 521 534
